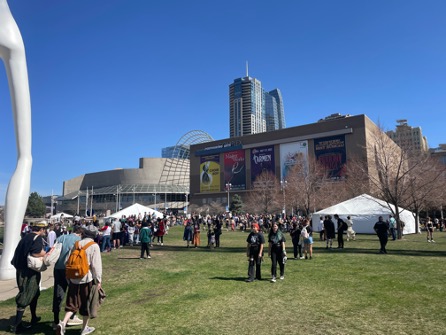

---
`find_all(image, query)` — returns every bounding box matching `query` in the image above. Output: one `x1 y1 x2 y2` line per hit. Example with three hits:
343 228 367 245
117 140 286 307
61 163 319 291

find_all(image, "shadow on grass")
209 276 249 282
121 245 247 254
0 317 65 334
314 245 446 257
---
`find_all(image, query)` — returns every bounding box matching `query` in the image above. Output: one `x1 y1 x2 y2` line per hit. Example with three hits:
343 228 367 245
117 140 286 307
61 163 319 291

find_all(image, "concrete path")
0 265 55 302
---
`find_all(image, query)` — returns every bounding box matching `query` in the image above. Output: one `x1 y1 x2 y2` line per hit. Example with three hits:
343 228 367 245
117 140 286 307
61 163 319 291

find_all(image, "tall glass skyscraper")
229 75 285 138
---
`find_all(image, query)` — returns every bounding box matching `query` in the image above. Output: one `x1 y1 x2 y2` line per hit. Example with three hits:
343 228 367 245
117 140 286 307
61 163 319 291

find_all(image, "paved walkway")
0 265 55 302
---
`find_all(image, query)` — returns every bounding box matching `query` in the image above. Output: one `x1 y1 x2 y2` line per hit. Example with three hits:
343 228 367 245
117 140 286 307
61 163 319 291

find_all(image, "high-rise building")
267 89 285 129
386 119 429 153
229 74 285 138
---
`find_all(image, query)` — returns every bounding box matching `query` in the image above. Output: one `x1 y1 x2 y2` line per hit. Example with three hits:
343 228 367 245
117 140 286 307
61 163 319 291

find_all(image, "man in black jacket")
10 221 47 333
374 216 389 254
334 214 347 249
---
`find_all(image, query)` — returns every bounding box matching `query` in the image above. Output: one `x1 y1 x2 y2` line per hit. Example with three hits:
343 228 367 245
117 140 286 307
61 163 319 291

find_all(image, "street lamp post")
280 180 287 218
133 186 135 204
225 183 232 213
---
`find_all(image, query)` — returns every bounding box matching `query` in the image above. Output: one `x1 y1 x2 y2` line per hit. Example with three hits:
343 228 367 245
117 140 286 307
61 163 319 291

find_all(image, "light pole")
225 183 232 213
280 180 287 218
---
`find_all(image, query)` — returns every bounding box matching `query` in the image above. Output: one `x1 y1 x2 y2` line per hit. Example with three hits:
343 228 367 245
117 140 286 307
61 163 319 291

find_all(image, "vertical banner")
200 155 220 192
314 135 346 178
280 141 308 180
224 150 246 190
251 145 275 183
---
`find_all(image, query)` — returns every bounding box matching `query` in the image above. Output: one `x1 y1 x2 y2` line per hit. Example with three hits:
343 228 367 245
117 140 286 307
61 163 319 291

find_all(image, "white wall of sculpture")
0 0 33 280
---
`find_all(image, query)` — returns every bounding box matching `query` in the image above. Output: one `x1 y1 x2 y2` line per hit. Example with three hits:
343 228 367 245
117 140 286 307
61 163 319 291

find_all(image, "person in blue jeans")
100 222 112 252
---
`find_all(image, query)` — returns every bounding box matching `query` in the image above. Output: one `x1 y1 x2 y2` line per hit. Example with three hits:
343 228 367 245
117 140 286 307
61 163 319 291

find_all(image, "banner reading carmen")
224 150 246 191
200 155 220 192
314 135 346 178
251 145 275 183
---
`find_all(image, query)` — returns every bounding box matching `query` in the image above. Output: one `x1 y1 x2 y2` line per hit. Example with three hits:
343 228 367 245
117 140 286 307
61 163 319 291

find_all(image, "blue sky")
0 0 445 204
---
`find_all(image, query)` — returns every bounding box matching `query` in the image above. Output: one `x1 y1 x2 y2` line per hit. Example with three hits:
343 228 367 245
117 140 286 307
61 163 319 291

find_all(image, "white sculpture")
0 0 33 280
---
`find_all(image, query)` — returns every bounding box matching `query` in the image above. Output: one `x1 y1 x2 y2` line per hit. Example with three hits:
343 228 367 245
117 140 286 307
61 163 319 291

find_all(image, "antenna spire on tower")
246 61 249 77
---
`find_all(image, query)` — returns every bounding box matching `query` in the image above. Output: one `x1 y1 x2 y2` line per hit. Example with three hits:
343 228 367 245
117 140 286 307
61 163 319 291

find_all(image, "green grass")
1 227 445 335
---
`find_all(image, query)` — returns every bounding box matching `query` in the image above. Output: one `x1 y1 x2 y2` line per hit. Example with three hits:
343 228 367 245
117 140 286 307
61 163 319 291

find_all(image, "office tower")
229 74 285 138
386 119 429 153
267 89 285 129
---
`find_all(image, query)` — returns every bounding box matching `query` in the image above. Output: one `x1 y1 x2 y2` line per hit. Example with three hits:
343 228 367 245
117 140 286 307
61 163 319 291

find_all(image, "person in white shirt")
47 225 57 248
111 218 122 249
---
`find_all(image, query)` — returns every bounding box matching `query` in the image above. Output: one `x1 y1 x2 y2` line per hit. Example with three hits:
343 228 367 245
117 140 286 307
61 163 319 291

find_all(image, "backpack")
65 240 95 279
301 227 309 239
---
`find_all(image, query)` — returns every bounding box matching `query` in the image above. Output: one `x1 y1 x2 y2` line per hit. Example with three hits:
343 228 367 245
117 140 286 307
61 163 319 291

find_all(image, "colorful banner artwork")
199 155 220 192
224 150 246 191
250 145 275 183
280 141 308 180
314 135 346 178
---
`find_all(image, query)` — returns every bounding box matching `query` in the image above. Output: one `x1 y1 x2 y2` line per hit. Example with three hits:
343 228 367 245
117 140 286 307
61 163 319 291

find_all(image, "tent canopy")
108 203 164 219
50 212 73 220
312 194 416 234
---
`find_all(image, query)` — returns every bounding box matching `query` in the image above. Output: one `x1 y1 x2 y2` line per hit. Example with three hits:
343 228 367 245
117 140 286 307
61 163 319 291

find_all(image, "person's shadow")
210 276 249 282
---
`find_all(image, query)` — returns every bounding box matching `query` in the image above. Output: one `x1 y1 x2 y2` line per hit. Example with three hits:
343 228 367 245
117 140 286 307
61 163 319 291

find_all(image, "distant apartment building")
430 144 446 165
229 74 285 137
386 119 429 153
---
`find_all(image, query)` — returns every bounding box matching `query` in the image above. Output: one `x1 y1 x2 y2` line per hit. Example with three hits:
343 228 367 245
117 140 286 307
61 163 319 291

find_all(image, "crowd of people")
8 210 443 333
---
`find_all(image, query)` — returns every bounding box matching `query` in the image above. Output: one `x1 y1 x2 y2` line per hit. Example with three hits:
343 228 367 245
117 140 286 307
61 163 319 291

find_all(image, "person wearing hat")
57 225 102 335
10 221 48 333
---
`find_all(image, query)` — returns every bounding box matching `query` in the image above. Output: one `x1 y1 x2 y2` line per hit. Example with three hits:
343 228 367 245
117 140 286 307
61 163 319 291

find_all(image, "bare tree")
349 125 445 239
407 156 446 229
245 171 281 214
286 157 333 216
207 201 225 216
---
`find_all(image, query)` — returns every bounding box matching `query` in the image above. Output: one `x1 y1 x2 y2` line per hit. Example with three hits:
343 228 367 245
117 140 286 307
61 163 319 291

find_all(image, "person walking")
10 222 48 333
100 222 112 252
57 225 103 335
268 222 287 282
334 214 347 249
323 215 336 249
214 218 222 248
289 221 303 259
346 216 356 241
193 218 201 248
389 215 397 241
374 216 389 254
426 217 435 242
301 219 314 260
52 225 83 330
183 220 193 248
245 224 265 282
111 218 122 249
139 222 152 259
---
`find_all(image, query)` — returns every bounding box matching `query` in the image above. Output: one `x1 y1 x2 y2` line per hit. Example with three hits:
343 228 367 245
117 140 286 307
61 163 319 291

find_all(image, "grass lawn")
0 226 445 335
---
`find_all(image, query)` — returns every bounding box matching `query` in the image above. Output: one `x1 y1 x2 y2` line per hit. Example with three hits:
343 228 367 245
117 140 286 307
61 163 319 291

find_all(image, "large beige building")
189 114 398 210
386 119 429 153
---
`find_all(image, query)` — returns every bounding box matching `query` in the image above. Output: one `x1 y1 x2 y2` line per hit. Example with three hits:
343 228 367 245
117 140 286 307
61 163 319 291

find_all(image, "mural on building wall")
280 141 308 180
251 145 275 183
200 155 220 192
224 149 246 190
314 135 346 178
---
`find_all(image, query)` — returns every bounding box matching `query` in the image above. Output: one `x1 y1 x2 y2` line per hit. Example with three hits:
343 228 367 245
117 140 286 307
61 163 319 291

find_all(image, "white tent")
311 194 416 234
50 212 73 222
108 203 164 219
